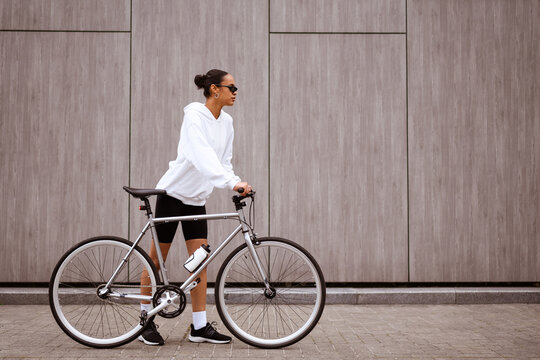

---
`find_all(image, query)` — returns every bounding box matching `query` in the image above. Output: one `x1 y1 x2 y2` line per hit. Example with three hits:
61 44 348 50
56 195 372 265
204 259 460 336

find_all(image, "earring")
214 93 219 99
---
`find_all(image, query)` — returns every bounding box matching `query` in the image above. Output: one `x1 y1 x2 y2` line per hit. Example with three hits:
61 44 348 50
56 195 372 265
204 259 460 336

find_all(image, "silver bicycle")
49 186 326 349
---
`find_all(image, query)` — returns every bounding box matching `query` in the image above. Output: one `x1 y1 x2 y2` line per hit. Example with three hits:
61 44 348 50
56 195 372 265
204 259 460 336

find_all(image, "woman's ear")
208 84 219 99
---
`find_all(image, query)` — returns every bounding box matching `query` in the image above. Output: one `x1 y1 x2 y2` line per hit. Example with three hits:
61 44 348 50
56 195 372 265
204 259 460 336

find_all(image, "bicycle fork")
237 206 275 296
244 232 274 295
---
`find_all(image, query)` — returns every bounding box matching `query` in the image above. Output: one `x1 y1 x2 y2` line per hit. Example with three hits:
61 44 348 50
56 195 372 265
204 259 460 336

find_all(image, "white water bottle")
184 244 210 272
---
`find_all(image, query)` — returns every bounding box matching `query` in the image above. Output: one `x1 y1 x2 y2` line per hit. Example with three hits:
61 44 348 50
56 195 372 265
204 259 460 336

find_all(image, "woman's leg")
140 241 172 303
186 237 232 343
185 238 208 312
140 195 179 303
183 221 231 342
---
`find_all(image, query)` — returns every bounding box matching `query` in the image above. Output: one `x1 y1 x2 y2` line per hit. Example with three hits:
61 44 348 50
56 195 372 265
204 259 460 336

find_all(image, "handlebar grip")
237 187 245 194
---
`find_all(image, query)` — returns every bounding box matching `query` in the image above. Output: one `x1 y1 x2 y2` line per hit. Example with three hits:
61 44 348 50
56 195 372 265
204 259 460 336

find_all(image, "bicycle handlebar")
236 188 255 196
232 189 255 206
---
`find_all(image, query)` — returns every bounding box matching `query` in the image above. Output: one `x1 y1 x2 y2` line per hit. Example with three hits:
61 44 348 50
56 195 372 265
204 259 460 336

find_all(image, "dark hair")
194 69 228 98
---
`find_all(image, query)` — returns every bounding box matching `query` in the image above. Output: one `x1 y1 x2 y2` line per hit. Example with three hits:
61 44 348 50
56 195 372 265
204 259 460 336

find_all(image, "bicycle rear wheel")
49 236 159 348
215 237 326 348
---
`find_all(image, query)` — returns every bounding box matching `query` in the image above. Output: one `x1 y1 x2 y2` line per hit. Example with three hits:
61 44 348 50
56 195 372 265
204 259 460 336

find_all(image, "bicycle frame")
102 201 270 318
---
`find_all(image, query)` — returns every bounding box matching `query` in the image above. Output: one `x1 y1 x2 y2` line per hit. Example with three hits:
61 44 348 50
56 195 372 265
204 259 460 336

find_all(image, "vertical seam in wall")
127 0 133 241
267 0 271 237
405 0 410 282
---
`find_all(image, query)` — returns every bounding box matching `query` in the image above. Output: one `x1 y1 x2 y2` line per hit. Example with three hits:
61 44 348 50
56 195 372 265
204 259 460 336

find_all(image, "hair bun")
194 74 207 89
193 69 228 97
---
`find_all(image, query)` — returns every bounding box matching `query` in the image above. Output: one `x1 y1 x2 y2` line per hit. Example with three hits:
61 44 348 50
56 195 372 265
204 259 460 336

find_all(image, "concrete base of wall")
1 287 539 305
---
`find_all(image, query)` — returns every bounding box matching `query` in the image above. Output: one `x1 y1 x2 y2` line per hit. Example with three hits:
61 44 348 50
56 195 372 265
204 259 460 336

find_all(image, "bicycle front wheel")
49 236 159 348
215 237 326 348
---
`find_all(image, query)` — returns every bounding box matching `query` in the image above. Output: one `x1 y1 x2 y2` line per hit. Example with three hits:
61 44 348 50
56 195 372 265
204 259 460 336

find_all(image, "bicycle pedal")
140 310 148 326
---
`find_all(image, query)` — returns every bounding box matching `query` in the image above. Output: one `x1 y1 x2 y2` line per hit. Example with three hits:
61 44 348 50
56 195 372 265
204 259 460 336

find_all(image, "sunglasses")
215 84 238 93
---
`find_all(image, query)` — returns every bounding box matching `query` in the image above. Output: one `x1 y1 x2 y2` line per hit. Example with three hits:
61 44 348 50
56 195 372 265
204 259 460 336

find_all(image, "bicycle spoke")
242 254 264 283
231 294 266 323
275 252 298 284
70 257 95 284
61 266 96 284
85 251 105 283
71 302 93 327
271 301 294 334
96 247 103 282
268 247 279 283
252 301 268 336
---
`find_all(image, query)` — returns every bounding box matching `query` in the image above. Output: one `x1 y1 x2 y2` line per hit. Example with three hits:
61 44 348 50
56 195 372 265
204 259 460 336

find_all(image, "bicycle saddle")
123 186 167 199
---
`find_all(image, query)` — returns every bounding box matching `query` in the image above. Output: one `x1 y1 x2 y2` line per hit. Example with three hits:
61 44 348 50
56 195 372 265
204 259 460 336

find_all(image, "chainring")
152 284 186 318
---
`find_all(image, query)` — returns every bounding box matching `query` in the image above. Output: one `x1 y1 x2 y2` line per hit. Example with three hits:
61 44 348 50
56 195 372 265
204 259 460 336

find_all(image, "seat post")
140 197 153 218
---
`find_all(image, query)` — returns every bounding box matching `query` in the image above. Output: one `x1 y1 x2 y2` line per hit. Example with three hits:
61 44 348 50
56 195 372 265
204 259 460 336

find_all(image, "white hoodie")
156 102 241 206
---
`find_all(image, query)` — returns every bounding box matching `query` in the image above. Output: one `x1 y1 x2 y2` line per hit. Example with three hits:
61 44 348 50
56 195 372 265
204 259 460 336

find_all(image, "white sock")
140 303 152 313
192 311 207 330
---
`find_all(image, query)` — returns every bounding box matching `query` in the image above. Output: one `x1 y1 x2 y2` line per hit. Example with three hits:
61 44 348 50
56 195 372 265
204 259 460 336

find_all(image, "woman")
139 69 252 346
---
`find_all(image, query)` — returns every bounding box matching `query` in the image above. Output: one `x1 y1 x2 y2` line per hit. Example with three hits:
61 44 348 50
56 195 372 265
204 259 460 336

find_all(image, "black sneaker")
189 322 232 344
138 320 164 346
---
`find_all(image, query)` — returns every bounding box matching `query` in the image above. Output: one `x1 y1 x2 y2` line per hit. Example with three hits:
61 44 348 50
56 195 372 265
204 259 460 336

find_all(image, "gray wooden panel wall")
270 0 405 33
0 0 129 31
408 0 540 281
1 0 538 283
0 32 130 282
270 34 408 282
130 0 269 282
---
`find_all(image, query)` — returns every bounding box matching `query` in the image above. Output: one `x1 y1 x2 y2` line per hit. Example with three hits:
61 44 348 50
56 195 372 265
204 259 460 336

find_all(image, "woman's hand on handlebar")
234 182 253 196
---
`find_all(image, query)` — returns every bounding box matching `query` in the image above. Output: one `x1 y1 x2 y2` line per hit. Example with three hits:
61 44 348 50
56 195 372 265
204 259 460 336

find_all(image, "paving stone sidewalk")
0 304 539 359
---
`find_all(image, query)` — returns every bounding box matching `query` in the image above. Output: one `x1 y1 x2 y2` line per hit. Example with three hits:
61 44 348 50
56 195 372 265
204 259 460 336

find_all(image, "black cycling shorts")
154 194 208 242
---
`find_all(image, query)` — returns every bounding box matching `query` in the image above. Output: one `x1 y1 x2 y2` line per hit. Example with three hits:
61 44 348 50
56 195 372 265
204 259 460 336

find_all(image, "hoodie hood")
184 102 226 121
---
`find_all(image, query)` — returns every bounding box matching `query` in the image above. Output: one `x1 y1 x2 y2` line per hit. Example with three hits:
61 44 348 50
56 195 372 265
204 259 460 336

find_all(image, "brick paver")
0 304 539 359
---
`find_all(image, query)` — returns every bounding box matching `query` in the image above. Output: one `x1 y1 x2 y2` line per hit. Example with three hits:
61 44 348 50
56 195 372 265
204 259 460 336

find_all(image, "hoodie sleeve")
222 123 235 173
182 116 240 190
